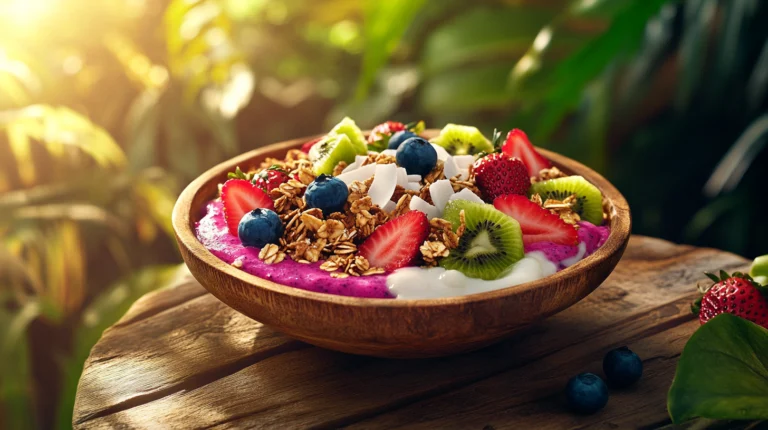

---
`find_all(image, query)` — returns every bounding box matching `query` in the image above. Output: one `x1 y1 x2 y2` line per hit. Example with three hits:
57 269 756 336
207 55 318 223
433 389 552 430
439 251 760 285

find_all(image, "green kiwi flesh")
309 134 358 175
529 176 603 225
430 124 493 155
440 200 524 280
329 116 368 155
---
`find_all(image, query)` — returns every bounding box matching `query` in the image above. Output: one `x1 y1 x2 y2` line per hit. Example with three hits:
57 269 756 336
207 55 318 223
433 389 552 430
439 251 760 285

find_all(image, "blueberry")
238 208 284 248
603 346 643 388
387 131 417 150
304 174 349 215
395 137 437 176
565 373 609 414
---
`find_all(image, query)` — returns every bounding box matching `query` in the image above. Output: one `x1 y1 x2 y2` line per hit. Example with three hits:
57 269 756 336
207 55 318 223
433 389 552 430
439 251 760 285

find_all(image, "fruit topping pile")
215 117 610 280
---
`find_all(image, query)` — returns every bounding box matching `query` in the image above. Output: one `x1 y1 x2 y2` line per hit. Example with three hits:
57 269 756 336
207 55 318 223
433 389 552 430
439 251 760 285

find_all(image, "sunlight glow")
0 0 55 24
533 27 552 52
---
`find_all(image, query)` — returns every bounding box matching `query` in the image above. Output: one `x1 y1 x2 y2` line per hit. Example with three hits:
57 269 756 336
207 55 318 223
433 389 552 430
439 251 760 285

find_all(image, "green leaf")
355 0 427 99
509 0 672 141
668 313 768 423
421 6 554 76
0 301 39 429
421 64 513 114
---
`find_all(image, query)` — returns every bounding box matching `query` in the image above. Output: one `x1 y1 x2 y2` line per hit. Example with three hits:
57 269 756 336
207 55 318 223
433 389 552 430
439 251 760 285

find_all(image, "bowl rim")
172 130 631 308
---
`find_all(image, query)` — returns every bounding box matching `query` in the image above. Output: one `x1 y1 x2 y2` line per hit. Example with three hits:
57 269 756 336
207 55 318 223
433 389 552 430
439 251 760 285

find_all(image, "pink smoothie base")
196 201 610 299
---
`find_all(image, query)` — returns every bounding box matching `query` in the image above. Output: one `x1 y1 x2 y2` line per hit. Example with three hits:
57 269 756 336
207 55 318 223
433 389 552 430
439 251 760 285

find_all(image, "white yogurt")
387 251 558 299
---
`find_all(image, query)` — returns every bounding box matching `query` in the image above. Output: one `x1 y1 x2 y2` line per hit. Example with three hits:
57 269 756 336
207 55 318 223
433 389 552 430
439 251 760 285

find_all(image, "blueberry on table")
304 174 349 215
565 373 609 414
238 208 284 248
603 346 643 388
396 137 437 176
388 130 417 150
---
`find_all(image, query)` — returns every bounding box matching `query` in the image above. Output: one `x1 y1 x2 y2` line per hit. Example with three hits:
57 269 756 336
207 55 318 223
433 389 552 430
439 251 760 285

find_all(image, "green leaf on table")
355 0 427 99
668 313 768 423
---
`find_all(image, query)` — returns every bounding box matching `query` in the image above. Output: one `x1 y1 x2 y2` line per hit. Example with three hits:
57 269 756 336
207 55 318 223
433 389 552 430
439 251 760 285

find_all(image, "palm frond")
0 105 126 185
704 113 768 197
356 0 427 99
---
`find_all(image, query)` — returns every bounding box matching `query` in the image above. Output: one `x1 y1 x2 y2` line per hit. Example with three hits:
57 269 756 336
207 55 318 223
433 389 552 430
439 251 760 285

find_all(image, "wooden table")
72 236 749 429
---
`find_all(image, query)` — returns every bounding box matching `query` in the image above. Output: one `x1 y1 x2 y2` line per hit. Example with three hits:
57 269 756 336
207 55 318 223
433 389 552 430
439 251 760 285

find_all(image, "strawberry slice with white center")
358 210 430 271
501 129 551 178
493 194 577 245
221 179 275 236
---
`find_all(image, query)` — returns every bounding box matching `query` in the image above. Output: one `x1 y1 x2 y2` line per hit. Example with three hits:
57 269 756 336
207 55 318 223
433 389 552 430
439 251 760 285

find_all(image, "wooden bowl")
172 130 631 358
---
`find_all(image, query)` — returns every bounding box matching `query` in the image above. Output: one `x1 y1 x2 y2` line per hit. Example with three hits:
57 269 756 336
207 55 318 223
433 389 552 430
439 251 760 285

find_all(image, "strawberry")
493 194 578 245
368 121 407 145
473 153 530 202
253 166 291 192
358 210 429 271
695 271 768 328
221 179 274 236
301 137 323 153
501 129 551 178
367 120 426 151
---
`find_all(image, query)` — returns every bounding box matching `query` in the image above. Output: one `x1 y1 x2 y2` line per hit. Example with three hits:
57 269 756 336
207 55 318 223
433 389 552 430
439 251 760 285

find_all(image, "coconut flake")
336 163 376 185
381 149 397 157
431 143 450 161
429 180 454 213
383 200 397 213
410 196 440 219
368 163 397 208
407 174 422 182
396 167 408 187
404 182 421 191
453 155 475 170
443 156 459 180
449 188 484 204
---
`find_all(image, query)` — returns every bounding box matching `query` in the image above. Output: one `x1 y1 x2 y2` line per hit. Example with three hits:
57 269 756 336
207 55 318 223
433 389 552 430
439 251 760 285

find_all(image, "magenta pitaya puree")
525 221 610 268
195 201 392 298
196 201 611 298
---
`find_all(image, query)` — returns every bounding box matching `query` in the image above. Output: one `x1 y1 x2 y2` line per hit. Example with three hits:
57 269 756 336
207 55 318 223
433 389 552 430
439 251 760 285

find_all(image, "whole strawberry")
253 166 291 192
473 153 530 202
695 271 768 328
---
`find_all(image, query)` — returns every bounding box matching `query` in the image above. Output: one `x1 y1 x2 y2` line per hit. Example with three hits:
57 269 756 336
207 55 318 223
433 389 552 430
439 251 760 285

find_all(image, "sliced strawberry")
358 210 429 271
221 179 274 236
501 129 551 178
493 194 577 245
301 137 323 153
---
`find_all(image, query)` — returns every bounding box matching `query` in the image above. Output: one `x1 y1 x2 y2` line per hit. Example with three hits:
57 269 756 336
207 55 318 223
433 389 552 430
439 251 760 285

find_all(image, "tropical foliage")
0 0 766 428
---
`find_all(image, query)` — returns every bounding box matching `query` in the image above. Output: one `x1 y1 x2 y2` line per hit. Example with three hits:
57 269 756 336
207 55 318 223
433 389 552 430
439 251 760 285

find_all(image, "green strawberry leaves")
227 166 254 181
668 313 768 423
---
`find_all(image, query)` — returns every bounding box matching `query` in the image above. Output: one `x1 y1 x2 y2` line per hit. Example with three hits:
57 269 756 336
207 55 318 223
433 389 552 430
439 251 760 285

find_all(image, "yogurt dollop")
387 252 557 299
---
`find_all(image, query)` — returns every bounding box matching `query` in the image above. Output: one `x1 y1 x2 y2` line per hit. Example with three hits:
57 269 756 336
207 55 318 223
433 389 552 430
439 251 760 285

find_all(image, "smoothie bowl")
172 120 631 358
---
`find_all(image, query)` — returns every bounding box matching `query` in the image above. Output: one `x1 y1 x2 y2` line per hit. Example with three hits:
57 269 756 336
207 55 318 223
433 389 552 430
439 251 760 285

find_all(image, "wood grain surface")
73 236 749 429
172 131 632 357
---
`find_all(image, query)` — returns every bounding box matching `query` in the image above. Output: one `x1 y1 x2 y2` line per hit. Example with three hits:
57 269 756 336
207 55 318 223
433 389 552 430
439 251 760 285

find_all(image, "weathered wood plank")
72 236 749 429
342 321 696 430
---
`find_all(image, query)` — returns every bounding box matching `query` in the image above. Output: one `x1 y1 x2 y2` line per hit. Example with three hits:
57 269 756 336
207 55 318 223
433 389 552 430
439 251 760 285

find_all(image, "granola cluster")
229 144 609 277
246 152 463 276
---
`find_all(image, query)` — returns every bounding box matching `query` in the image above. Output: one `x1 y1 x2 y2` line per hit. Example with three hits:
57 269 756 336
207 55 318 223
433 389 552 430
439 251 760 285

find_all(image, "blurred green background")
1 0 767 428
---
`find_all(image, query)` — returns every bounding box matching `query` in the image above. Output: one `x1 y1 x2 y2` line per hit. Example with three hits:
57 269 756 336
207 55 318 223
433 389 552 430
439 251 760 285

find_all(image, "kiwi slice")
309 134 358 175
529 176 603 225
430 124 493 155
329 116 368 155
440 200 524 280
